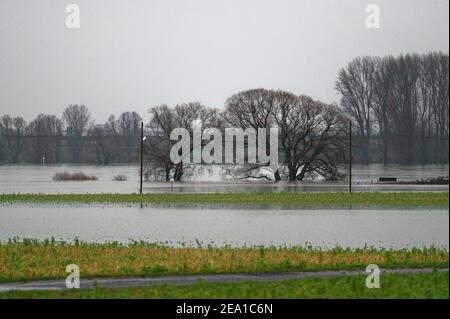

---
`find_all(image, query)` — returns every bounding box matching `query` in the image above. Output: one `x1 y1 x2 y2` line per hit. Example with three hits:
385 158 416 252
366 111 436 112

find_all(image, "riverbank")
0 240 447 283
0 192 448 208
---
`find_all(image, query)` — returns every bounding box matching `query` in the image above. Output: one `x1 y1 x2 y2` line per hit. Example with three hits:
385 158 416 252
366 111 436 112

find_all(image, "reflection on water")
0 205 447 249
0 164 448 194
0 165 140 194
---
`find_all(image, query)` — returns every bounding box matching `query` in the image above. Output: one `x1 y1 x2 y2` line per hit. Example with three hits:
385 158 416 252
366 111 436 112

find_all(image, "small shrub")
53 171 98 181
113 174 127 181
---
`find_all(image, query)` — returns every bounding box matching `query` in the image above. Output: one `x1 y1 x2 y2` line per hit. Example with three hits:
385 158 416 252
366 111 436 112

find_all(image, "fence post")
349 121 352 193
140 122 144 195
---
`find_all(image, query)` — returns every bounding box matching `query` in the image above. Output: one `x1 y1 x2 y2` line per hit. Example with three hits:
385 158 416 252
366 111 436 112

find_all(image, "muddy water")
0 164 448 194
0 205 447 249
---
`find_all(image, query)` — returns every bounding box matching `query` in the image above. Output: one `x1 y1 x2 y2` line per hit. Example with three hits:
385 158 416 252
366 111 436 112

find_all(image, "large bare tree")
386 54 421 164
145 102 219 181
224 89 281 181
432 52 449 164
336 57 377 164
373 56 394 165
225 89 348 181
272 92 347 181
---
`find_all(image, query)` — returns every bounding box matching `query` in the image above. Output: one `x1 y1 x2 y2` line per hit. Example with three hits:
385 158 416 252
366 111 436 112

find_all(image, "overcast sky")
0 0 448 123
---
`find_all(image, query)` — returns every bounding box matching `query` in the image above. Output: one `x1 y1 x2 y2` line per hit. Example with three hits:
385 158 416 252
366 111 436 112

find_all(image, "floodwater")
0 205 447 249
0 164 448 194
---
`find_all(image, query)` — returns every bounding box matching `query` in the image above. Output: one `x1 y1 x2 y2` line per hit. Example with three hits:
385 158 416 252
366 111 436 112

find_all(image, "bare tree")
432 52 449 164
335 57 377 164
146 102 219 181
87 123 114 165
373 56 394 165
225 89 347 182
387 54 421 164
224 89 281 181
146 104 180 181
143 134 174 181
62 104 91 163
338 52 448 165
0 136 4 163
116 111 142 163
104 114 121 161
272 92 347 181
0 115 27 163
415 52 441 164
26 114 63 163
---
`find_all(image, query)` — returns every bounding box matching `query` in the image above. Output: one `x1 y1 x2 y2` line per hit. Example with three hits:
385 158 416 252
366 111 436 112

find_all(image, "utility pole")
140 122 144 195
349 121 352 193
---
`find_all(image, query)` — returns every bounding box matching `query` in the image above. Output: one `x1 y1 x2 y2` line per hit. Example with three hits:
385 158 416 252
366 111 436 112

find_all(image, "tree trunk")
383 133 388 166
274 170 281 182
165 168 170 182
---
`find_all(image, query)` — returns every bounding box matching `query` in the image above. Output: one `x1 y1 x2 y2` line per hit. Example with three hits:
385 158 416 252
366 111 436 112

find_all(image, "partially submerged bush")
415 176 449 185
113 174 127 181
53 171 98 181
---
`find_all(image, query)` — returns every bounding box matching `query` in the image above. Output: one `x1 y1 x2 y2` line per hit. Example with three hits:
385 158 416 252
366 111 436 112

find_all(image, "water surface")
0 205 447 249
0 164 448 194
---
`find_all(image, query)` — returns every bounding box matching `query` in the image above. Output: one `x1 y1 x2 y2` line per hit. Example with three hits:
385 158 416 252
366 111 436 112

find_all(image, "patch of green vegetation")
1 271 448 299
0 192 448 208
0 239 448 282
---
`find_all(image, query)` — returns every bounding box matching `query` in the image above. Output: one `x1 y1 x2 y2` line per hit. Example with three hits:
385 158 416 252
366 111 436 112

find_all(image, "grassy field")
1 271 448 299
0 239 448 282
0 192 448 208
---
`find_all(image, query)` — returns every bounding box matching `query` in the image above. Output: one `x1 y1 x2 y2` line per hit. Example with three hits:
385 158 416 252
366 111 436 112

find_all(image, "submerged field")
0 240 448 282
1 191 448 299
1 271 448 299
0 192 448 208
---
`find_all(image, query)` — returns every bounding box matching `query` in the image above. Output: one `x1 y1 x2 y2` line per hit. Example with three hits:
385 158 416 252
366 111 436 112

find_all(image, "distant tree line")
0 105 142 164
0 93 348 183
0 51 448 172
336 52 449 165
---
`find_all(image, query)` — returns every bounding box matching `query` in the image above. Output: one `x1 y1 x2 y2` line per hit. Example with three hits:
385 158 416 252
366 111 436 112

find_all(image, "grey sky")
0 0 448 123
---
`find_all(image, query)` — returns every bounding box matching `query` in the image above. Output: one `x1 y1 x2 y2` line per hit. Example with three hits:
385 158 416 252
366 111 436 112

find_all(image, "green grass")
1 271 448 299
0 239 448 282
0 192 448 208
